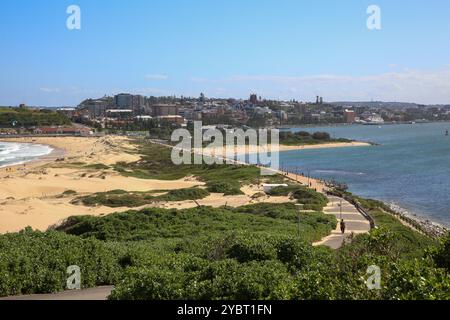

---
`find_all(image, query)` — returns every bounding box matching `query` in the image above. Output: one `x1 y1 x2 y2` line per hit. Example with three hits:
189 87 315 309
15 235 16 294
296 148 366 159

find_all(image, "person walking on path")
340 219 346 235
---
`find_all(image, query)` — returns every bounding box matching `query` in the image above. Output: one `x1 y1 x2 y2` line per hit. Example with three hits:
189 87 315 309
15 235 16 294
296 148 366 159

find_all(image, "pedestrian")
340 219 346 235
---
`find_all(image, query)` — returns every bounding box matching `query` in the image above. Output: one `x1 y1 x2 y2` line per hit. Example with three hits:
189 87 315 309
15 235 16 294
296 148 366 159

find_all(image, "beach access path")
313 195 371 249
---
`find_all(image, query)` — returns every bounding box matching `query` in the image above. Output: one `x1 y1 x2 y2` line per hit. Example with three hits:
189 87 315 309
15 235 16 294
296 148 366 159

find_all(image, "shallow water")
279 122 450 226
0 142 53 168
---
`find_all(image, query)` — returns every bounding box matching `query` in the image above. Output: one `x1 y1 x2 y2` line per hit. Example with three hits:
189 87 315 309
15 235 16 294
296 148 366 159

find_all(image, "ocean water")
0 142 53 168
279 122 450 226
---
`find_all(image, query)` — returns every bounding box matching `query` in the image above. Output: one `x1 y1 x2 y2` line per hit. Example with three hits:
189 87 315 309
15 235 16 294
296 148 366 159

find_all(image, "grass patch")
279 131 352 146
74 187 210 208
206 181 244 195
84 164 110 170
63 190 77 195
291 187 329 211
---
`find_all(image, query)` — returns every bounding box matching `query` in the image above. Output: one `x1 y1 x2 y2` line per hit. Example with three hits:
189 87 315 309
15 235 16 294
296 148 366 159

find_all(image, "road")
0 286 114 301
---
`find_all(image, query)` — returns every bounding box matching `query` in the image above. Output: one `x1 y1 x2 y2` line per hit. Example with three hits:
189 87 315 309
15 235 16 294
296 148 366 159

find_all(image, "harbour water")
0 142 53 168
280 122 450 227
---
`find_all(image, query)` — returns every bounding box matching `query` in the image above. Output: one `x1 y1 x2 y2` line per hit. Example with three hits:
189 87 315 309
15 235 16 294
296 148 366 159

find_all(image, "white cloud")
189 69 450 104
133 87 168 95
39 87 60 93
145 74 169 80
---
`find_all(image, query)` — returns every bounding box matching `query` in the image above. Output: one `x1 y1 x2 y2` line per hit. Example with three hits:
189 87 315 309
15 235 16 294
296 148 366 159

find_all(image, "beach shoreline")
0 140 66 171
194 141 372 156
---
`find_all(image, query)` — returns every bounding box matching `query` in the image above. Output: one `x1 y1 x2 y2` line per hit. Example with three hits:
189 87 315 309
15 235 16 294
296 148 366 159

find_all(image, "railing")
326 190 376 230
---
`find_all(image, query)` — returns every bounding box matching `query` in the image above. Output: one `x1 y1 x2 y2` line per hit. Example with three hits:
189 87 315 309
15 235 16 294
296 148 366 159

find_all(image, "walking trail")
280 171 371 249
313 195 371 249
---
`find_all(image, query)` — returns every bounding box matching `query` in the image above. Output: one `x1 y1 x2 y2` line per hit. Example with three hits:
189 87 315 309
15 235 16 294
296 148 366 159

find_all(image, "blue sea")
279 122 450 226
0 142 53 168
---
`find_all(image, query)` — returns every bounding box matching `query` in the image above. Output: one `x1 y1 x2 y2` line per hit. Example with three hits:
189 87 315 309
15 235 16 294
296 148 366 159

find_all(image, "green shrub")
109 258 294 300
75 188 210 208
431 233 450 271
206 181 243 195
84 164 110 170
292 187 328 211
0 229 122 297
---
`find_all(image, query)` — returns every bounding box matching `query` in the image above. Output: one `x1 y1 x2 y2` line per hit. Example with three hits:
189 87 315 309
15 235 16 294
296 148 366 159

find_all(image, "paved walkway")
0 286 114 301
313 196 371 249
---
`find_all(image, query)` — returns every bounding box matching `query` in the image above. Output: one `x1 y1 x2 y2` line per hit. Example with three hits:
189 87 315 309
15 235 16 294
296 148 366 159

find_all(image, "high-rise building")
294 103 307 114
344 109 356 123
114 94 133 109
249 94 258 104
316 96 323 105
152 104 179 117
114 94 147 115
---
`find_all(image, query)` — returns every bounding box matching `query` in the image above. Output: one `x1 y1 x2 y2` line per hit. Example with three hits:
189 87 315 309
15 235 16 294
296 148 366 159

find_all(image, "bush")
109 258 295 300
383 260 450 300
312 132 331 140
431 233 450 271
225 235 278 263
75 188 210 208
0 229 122 297
266 185 299 196
292 187 328 211
206 181 243 195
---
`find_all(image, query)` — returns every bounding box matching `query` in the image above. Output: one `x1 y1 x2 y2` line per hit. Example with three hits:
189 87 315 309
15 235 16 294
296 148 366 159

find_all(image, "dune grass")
74 187 211 208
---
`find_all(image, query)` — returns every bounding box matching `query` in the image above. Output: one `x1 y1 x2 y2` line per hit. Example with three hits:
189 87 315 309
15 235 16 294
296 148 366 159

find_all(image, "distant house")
0 128 18 135
33 126 93 136
156 115 185 125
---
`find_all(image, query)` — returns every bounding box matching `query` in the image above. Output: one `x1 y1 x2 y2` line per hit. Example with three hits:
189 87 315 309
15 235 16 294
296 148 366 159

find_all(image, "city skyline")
1 0 450 106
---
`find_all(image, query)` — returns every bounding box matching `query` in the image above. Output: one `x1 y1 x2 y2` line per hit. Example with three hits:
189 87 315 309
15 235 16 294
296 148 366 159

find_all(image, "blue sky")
1 0 450 106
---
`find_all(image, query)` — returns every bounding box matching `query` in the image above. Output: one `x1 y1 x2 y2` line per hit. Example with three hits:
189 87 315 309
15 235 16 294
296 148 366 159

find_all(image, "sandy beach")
0 136 294 234
194 141 371 157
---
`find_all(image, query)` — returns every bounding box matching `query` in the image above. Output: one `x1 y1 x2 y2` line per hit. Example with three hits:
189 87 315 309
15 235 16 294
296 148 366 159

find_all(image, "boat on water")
446 130 449 136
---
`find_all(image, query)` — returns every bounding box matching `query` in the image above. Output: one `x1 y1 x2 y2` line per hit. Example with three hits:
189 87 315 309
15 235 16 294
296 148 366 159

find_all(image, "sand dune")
0 136 294 234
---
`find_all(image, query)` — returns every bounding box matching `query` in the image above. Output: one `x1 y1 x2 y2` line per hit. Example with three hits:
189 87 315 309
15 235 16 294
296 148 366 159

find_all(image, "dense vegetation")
57 204 335 243
279 131 352 146
0 229 122 296
0 107 71 128
0 204 336 297
1 200 448 299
